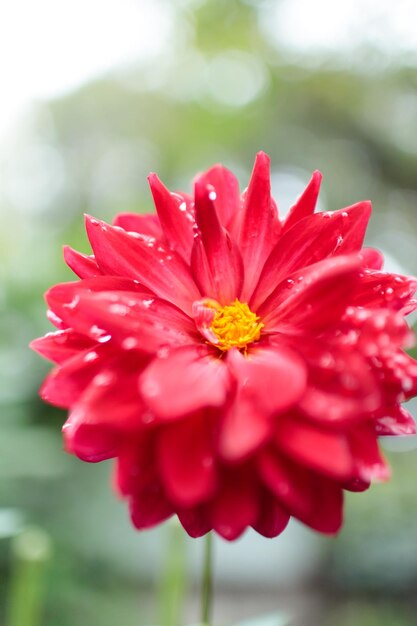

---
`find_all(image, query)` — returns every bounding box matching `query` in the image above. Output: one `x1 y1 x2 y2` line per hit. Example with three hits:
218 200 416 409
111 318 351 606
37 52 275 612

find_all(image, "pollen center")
209 299 263 352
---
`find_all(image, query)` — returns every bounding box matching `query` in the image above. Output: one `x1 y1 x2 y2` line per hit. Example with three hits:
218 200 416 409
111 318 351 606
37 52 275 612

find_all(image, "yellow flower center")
209 299 263 352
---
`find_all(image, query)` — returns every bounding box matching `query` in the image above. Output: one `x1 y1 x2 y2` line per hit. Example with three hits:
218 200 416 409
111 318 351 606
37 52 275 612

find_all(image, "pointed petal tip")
147 171 163 189
255 150 270 163
253 151 271 172
29 337 41 353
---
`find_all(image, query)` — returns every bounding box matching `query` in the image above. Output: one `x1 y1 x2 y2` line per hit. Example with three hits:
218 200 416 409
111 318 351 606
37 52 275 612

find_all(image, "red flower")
31 152 417 541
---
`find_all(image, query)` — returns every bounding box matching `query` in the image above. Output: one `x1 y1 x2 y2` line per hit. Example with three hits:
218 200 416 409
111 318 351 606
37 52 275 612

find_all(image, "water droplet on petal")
48 331 67 344
64 295 80 310
109 303 130 316
122 337 139 350
90 325 111 343
83 351 99 362
402 377 413 392
94 372 114 387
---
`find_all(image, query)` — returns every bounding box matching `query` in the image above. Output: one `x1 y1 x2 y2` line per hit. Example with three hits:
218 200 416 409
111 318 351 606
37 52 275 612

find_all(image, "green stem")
158 521 186 626
6 527 51 626
201 532 213 626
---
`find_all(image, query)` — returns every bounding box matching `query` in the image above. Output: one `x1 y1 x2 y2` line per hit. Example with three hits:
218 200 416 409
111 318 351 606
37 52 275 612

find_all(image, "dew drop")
83 351 99 362
341 211 348 218
94 372 114 387
109 303 129 316
208 190 217 201
320 353 334 368
402 377 413 392
64 295 80 310
179 201 187 212
143 298 155 308
48 331 67 344
90 325 111 343
122 337 139 350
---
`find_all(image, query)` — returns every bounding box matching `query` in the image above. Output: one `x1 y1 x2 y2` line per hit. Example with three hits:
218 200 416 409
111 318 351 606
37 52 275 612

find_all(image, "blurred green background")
1 0 417 624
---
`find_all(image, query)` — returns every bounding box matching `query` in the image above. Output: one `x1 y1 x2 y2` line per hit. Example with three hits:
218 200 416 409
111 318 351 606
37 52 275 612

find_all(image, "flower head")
31 152 417 540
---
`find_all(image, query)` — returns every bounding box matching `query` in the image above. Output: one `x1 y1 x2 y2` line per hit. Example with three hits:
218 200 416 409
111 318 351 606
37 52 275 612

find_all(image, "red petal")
39 348 107 409
130 490 173 530
158 412 216 506
282 170 322 232
237 152 281 300
349 423 391 482
48 288 197 352
274 415 354 480
219 347 307 461
258 450 344 534
376 406 416 436
63 418 120 462
45 277 153 338
140 345 230 419
67 366 146 433
115 433 157 497
62 366 145 462
63 246 102 279
352 271 417 311
251 202 371 311
113 212 163 238
211 468 259 540
260 255 361 333
148 173 195 261
295 340 380 424
30 330 94 364
360 247 384 270
191 181 243 303
177 506 212 538
196 164 240 229
85 215 200 314
343 478 370 492
251 489 290 538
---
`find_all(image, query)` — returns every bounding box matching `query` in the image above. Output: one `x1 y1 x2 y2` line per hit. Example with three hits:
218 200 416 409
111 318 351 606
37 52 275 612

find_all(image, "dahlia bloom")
31 152 417 541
